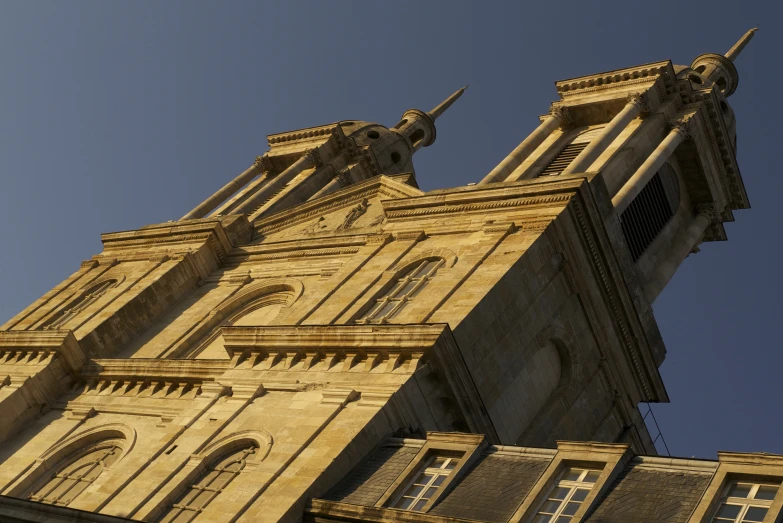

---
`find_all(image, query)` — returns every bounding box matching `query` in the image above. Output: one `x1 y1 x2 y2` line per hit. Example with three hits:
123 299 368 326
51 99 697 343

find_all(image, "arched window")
619 162 680 261
41 279 117 330
358 258 444 324
159 444 257 523
29 439 122 506
188 292 290 359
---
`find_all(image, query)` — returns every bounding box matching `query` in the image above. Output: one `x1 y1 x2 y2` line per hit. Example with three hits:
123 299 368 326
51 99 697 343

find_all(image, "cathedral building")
0 28 775 523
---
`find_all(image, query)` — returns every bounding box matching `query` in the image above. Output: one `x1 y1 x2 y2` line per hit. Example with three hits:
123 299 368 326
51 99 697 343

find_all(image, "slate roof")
325 443 419 506
584 464 712 523
430 452 548 521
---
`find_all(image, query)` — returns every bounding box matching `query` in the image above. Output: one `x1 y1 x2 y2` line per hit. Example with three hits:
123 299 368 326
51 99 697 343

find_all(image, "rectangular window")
533 467 602 522
711 481 780 523
391 453 461 512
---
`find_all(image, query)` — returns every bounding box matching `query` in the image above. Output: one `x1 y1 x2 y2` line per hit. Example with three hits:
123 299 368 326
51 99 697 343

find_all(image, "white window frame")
533 467 602 522
357 259 444 324
390 454 460 512
711 481 780 523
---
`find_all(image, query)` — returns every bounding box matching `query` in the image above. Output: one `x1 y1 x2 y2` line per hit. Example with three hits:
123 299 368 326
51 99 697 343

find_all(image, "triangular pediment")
250 174 423 243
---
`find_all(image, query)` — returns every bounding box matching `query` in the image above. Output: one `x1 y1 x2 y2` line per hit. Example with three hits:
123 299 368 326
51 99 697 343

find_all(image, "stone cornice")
101 215 251 261
0 330 86 374
267 123 342 146
82 358 229 382
381 177 582 221
555 60 675 97
306 499 479 523
252 175 423 236
221 324 498 441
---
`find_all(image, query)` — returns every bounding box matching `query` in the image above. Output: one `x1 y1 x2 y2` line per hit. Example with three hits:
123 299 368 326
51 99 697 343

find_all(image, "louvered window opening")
538 126 603 177
620 168 679 261
538 142 589 176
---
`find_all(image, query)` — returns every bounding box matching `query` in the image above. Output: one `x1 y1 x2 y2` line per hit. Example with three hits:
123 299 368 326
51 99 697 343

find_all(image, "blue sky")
0 1 780 459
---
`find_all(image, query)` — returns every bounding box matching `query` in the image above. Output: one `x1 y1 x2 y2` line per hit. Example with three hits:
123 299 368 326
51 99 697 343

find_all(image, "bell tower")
180 88 466 222
480 29 755 302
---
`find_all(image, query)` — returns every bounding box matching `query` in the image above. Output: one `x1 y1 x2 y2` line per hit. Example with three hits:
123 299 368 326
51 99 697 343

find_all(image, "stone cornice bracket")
668 118 691 139
626 92 650 114
550 105 574 129
253 154 274 173
303 148 324 169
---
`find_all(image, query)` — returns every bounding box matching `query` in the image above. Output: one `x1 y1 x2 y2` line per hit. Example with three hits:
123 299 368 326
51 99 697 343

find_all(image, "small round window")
689 74 703 85
367 130 380 139
391 151 401 164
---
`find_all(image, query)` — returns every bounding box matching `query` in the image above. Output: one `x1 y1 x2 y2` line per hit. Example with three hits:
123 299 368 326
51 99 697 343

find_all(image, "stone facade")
0 29 771 523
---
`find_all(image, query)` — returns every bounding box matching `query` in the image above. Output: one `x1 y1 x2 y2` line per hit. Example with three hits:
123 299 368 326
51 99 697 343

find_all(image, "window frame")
376 432 485 514
357 258 444 324
28 440 123 507
389 454 462 512
710 480 781 523
40 279 118 330
159 444 258 523
531 467 603 522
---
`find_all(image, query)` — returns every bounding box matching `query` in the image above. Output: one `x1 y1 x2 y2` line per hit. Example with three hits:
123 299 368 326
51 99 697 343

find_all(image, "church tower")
0 31 759 523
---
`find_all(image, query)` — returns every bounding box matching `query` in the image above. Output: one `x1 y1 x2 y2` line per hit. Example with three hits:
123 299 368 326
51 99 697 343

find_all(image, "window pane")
193 489 214 509
550 487 570 500
173 510 195 523
728 483 753 499
432 456 448 468
563 469 582 481
716 504 742 518
561 502 581 516
375 300 398 319
362 301 385 320
45 477 76 501
393 280 418 298
743 506 768 522
59 480 90 505
540 500 562 513
394 497 414 510
556 517 572 523
198 470 220 488
432 475 446 487
584 471 602 483
403 484 424 498
445 459 460 470
211 470 236 490
755 485 779 500
571 489 590 502
179 487 200 507
424 486 438 499
413 499 428 511
532 515 552 523
416 260 441 277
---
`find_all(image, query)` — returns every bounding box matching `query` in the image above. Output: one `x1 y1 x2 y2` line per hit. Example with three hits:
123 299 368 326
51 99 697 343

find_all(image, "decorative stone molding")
668 118 691 139
253 154 274 172
303 148 324 168
696 202 719 222
336 169 352 187
626 92 650 113
550 105 573 129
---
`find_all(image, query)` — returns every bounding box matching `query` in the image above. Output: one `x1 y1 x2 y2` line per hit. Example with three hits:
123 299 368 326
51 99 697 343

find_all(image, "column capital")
550 105 574 129
335 169 352 187
304 148 324 168
668 118 691 139
695 202 719 221
626 92 650 113
254 154 274 172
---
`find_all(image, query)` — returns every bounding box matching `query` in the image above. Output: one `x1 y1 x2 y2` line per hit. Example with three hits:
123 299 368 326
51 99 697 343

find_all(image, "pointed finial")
725 27 759 62
427 86 468 120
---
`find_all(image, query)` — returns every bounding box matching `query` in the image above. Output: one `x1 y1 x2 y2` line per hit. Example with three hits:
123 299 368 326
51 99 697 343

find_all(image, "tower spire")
725 27 759 62
427 86 468 120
